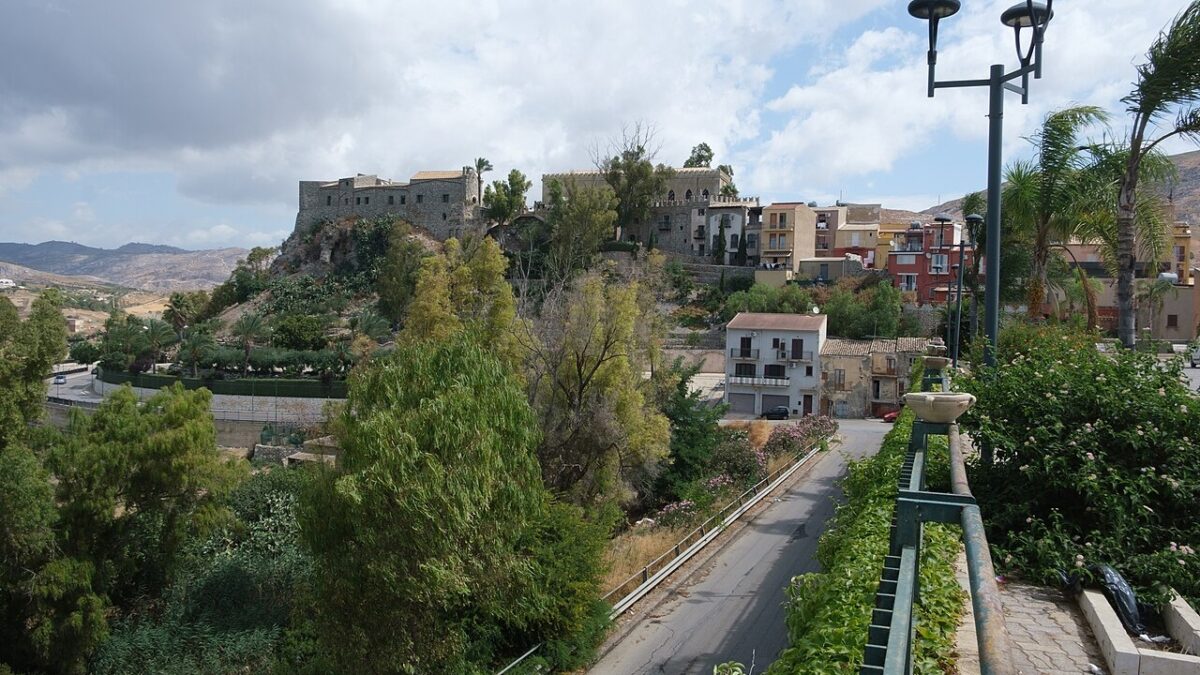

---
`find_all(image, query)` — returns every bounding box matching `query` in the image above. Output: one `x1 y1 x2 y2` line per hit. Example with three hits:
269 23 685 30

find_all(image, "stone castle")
295 168 481 241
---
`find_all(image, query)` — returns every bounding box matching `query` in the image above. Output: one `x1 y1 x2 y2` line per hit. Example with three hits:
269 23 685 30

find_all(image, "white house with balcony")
724 312 827 417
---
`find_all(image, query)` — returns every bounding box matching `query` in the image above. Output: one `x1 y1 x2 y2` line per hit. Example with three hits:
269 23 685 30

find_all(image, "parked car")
759 405 790 420
52 374 67 385
882 410 900 423
1191 344 1200 368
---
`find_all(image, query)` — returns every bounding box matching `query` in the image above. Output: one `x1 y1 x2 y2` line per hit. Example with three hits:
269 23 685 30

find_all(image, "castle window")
401 195 407 205
388 195 394 205
345 198 349 205
668 190 676 201
417 194 423 204
356 197 361 205
442 193 450 203
702 189 710 199
364 197 369 205
326 195 332 206
686 189 693 200
442 213 447 220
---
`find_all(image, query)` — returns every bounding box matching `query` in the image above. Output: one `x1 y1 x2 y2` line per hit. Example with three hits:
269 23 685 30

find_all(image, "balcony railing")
728 375 790 387
730 348 760 359
897 243 924 252
777 350 813 362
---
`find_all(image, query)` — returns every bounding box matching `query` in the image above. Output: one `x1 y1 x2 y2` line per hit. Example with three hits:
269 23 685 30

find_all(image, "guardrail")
496 438 829 674
860 369 1015 674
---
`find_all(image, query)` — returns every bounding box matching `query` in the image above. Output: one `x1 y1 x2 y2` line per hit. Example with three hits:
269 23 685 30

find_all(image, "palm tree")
1138 277 1177 338
474 157 493 203
351 310 391 342
179 332 215 378
1001 106 1108 318
142 319 177 374
1115 2 1200 348
231 313 269 375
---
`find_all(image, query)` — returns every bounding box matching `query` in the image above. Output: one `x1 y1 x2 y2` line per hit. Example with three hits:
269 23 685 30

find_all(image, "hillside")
0 240 246 291
0 260 116 289
919 149 1200 223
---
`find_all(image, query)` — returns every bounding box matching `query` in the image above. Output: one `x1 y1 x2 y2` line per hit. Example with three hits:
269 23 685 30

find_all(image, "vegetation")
598 123 674 238
959 324 1200 606
482 169 532 231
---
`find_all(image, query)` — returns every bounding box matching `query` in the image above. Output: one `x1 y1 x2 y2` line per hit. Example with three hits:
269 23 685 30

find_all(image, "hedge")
97 368 347 399
766 408 964 674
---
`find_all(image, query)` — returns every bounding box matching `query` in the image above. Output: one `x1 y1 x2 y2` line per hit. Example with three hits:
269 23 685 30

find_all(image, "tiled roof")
727 312 826 331
896 337 929 353
411 171 463 180
870 338 897 354
822 339 872 356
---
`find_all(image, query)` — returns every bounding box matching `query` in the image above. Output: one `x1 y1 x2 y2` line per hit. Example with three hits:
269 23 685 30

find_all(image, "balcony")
777 350 813 363
730 348 760 360
897 243 924 253
693 227 705 239
873 364 899 377
728 375 790 387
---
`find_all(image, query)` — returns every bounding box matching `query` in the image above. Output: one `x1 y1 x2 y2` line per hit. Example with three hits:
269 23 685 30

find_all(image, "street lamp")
934 213 952 331
909 0 1055 366
957 213 983 367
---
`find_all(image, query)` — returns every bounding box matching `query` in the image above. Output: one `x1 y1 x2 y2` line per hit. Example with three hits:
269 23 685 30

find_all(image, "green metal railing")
860 370 1015 675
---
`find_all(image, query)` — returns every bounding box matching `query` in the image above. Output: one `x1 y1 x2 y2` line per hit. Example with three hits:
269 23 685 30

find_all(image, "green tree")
683 142 714 168
446 238 521 364
1138 277 1178 336
599 124 674 239
350 309 391 342
0 292 67 449
302 336 605 672
734 227 748 266
402 255 460 342
375 221 428 324
1115 3 1200 347
544 179 619 285
713 215 728 265
142 318 177 373
231 313 269 375
162 290 210 331
272 314 328 351
654 361 726 502
1001 106 1109 317
474 156 493 203
482 169 531 230
178 331 215 377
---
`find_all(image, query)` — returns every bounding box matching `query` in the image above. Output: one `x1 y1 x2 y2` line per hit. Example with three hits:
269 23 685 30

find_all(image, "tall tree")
0 292 67 450
142 318 177 373
482 169 531 230
301 337 605 672
543 179 619 287
178 331 215 378
596 124 674 239
162 290 209 331
474 157 493 202
1115 2 1200 347
401 255 460 343
1137 277 1178 336
231 313 269 375
713 215 728 265
375 221 428 324
1001 106 1108 318
683 142 714 168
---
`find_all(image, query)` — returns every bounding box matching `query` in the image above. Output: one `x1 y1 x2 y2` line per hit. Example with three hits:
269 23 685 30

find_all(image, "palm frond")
1125 2 1200 120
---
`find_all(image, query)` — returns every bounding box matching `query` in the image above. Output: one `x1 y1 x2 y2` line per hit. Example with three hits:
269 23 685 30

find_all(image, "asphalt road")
589 419 889 674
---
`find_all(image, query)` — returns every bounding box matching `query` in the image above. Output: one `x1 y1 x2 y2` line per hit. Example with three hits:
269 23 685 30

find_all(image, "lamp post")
908 0 1054 366
957 213 983 367
934 213 953 346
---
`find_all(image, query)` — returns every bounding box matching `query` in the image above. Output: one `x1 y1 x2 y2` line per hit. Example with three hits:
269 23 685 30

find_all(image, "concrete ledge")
1139 650 1200 675
1079 589 1140 675
1163 593 1200 655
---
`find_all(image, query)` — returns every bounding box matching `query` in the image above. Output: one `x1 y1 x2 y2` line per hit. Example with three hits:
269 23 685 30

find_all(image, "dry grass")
725 419 772 449
603 525 691 592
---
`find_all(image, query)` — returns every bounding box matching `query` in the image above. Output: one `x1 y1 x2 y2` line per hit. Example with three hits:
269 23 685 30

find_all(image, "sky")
0 0 1195 251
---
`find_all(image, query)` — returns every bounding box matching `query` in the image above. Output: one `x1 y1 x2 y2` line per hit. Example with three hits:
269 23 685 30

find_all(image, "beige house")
821 337 927 418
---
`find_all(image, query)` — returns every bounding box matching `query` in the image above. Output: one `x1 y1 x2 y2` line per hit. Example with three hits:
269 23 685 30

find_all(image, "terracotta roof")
411 170 463 180
896 337 929 353
823 339 872 356
727 312 826 331
870 338 897 354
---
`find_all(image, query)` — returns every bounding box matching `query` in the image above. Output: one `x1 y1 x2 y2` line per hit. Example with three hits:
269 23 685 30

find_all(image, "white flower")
1025 517 1033 524
1085 452 1094 460
1075 554 1085 561
1075 560 1085 568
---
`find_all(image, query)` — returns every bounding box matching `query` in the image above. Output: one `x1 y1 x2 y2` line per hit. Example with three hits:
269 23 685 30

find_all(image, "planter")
1078 588 1200 675
901 392 976 423
923 356 951 370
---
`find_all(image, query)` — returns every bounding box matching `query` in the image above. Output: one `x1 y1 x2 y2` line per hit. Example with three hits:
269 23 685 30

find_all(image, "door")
803 394 814 416
728 393 755 414
762 394 789 413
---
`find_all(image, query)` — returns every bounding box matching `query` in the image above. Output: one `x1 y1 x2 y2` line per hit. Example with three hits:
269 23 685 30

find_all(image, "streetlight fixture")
909 0 1054 366
933 213 954 353
958 213 983 367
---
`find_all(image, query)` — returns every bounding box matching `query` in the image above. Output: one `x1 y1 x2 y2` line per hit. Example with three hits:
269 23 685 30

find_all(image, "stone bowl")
923 356 951 370
926 344 947 355
901 392 976 423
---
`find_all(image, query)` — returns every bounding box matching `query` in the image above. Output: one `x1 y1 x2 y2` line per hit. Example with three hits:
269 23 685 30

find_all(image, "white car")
53 374 67 385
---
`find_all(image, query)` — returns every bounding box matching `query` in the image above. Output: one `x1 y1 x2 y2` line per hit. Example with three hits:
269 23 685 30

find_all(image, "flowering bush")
959 324 1200 605
761 415 838 458
704 474 734 491
707 429 767 486
656 499 696 528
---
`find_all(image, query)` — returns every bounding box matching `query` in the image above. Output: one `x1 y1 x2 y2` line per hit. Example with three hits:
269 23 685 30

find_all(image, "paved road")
590 419 890 674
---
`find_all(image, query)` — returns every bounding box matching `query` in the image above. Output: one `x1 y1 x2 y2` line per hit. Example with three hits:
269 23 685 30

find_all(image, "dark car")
759 405 790 420
882 410 900 423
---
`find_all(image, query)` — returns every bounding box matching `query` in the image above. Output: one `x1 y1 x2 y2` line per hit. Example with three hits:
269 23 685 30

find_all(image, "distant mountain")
0 240 247 292
918 149 1200 224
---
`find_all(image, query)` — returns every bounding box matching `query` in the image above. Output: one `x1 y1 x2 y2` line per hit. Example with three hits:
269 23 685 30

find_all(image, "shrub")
959 324 1200 606
761 416 838 458
707 429 766 485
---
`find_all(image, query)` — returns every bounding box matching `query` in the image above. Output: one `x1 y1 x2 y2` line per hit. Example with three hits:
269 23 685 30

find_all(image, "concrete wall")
42 402 270 449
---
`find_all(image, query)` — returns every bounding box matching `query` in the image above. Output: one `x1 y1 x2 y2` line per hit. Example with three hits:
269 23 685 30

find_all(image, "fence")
859 369 1015 674
496 437 829 674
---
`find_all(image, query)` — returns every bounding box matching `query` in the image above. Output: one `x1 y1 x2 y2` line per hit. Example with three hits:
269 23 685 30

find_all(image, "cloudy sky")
0 0 1195 250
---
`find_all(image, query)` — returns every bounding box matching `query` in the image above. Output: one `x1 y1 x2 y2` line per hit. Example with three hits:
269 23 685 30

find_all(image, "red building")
887 221 976 306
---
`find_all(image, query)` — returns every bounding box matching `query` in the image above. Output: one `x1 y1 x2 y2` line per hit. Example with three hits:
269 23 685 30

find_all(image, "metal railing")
728 375 789 387
777 350 814 362
860 370 1015 674
730 348 760 359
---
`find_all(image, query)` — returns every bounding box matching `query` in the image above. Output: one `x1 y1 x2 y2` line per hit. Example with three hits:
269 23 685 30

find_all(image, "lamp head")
1001 1 1053 28
934 213 953 225
965 213 984 225
907 0 961 20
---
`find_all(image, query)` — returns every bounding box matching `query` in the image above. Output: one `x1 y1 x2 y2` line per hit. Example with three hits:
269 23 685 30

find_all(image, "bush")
599 240 638 254
761 416 838 458
707 429 766 486
69 340 102 365
959 324 1200 606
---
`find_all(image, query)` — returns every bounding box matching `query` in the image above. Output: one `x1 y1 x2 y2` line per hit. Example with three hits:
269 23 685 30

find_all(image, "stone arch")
685 189 693 201
668 190 676 201
702 189 710 199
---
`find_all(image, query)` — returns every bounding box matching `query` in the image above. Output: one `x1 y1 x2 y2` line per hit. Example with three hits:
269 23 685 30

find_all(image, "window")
872 379 882 399
668 190 676 201
442 213 447 220
686 189 693 200
401 195 407 205
416 194 423 204
850 232 860 246
730 233 739 247
388 195 394 205
765 364 786 378
930 254 949 274
898 274 918 291
818 263 829 279
442 193 450 203
702 189 710 199
734 363 755 377
817 214 828 230
833 369 846 390
769 235 777 249
699 208 705 215
345 198 349 205
778 235 788 249
779 213 787 225
356 197 361 205
326 195 332 206
364 196 369 205
805 365 813 377
712 234 719 249
1168 314 1179 328
897 254 916 265
747 234 757 249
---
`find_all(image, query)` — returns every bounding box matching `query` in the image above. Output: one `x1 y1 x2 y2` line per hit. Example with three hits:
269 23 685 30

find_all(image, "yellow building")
758 202 817 271
874 220 916 271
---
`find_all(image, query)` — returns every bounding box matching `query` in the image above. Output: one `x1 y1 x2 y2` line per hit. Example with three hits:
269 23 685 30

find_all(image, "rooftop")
823 339 872 356
727 312 827 332
411 170 464 180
